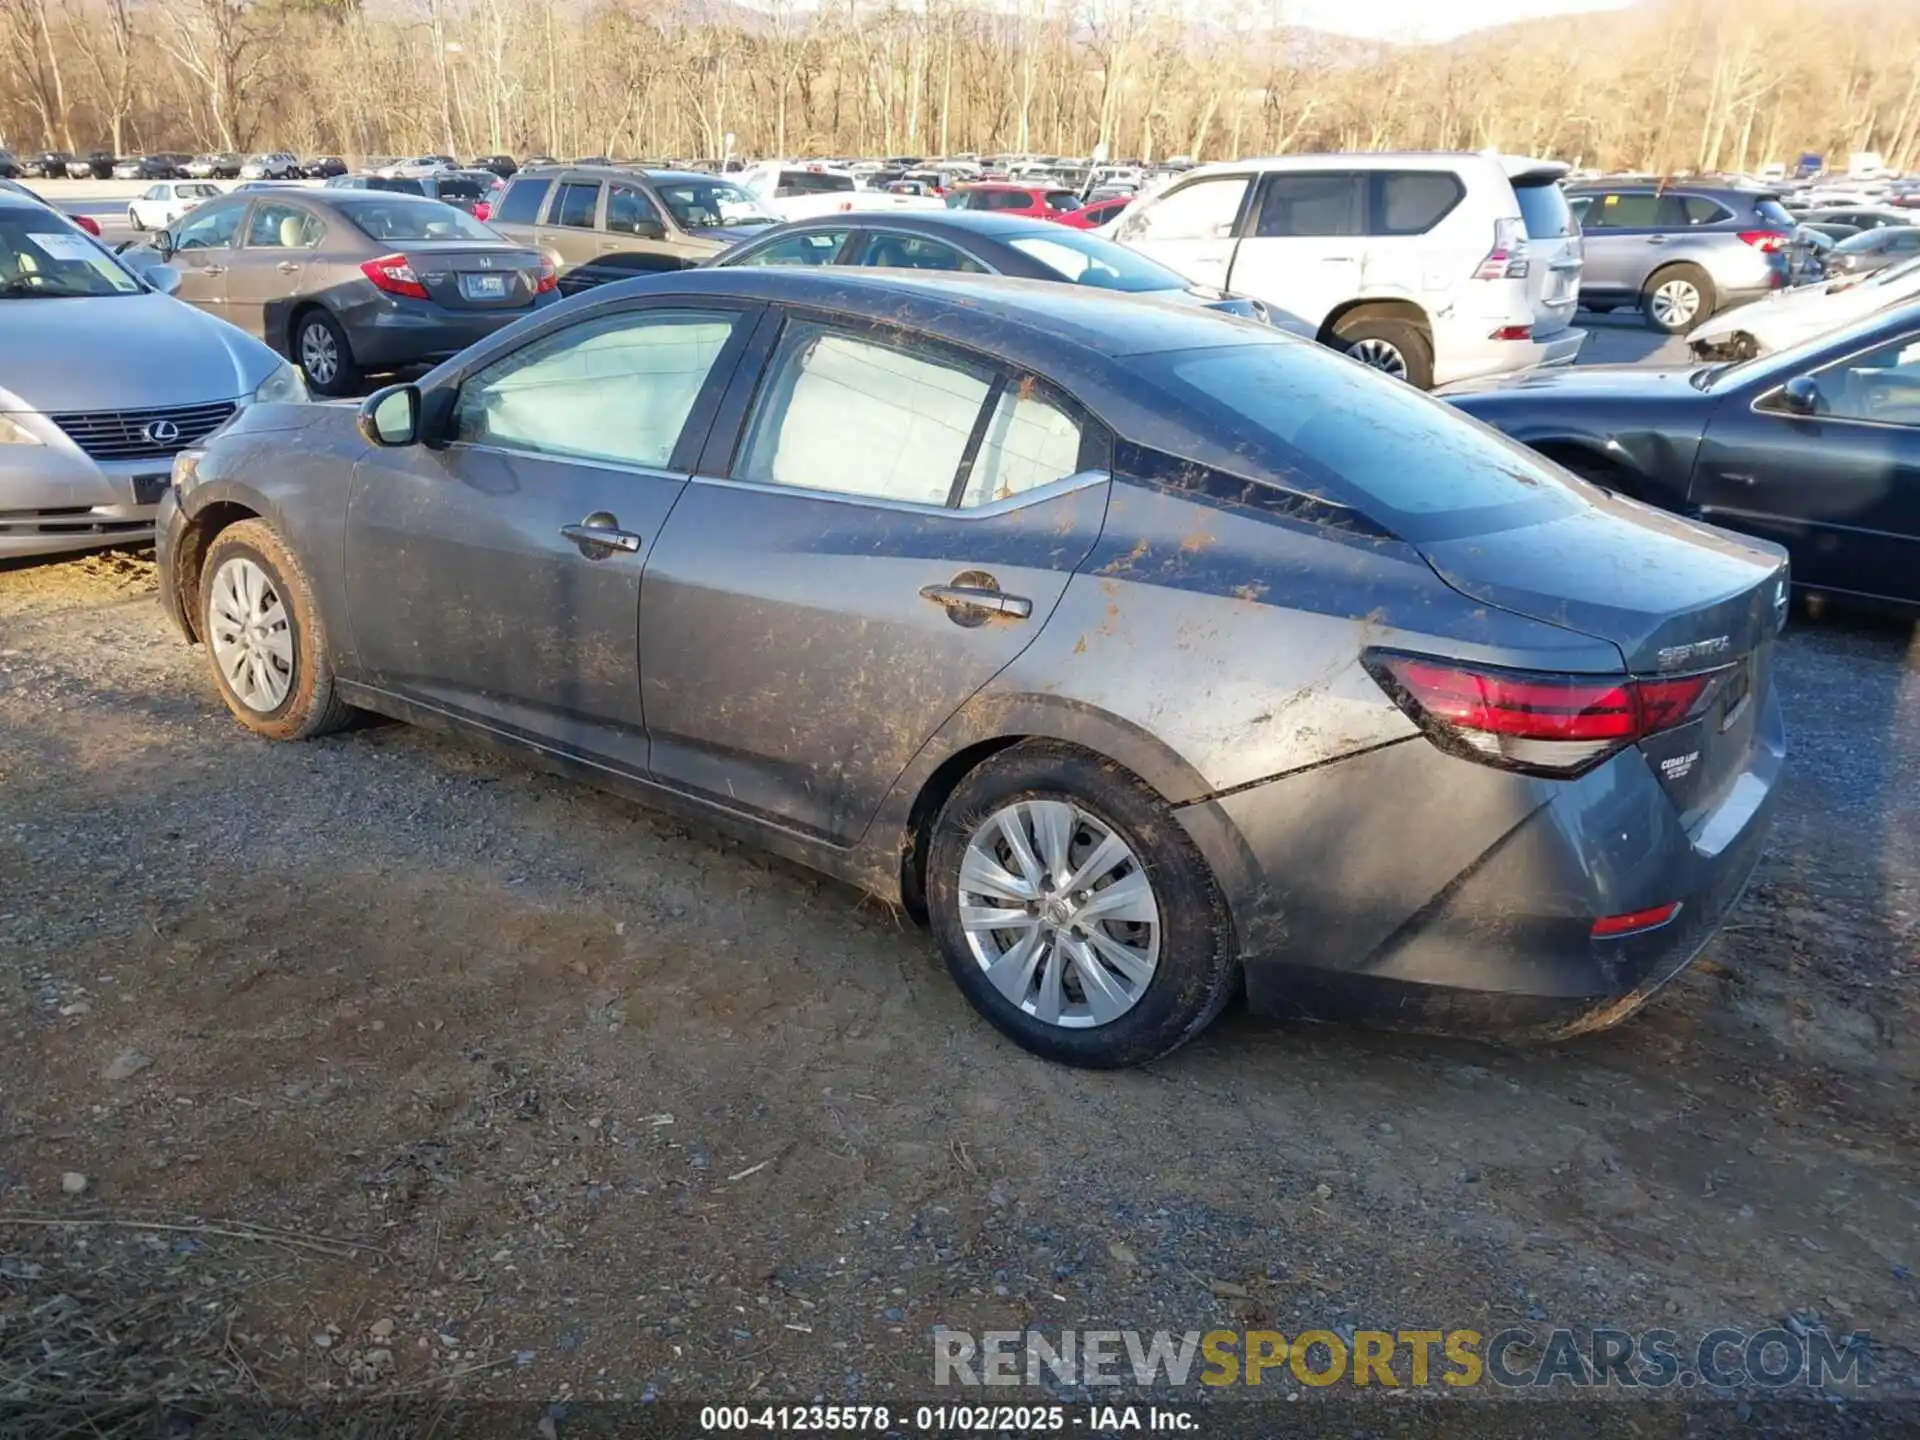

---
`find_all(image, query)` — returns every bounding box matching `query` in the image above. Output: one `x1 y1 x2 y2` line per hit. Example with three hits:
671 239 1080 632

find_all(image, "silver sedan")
0 192 300 560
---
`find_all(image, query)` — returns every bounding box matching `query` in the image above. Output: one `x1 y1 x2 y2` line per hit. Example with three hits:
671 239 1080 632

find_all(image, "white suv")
1109 152 1585 388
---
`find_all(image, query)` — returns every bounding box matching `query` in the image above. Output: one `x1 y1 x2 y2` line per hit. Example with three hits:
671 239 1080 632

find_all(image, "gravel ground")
1 546 1915 1422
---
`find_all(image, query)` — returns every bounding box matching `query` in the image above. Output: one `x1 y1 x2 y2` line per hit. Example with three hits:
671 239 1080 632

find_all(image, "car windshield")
651 179 775 228
1138 341 1585 542
0 211 142 297
1003 229 1188 292
331 196 496 242
431 177 485 200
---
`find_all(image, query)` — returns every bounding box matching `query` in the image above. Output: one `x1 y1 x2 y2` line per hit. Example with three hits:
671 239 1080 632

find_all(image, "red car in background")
947 183 1084 220
1057 195 1132 230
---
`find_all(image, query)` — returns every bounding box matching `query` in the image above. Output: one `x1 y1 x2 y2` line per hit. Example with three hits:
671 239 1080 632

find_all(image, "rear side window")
858 233 986 272
1253 173 1363 237
730 230 848 266
1681 196 1732 225
736 321 991 505
554 182 599 229
1046 191 1082 212
962 383 1084 507
1514 180 1577 238
1140 342 1582 540
1372 172 1463 235
495 177 551 224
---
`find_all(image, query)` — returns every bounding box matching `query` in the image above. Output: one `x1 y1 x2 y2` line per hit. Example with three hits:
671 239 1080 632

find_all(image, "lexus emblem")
141 419 182 446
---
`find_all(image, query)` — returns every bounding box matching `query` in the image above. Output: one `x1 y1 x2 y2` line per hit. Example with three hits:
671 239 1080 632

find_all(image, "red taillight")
1592 902 1682 938
534 257 558 294
473 200 492 221
1739 230 1787 253
1365 653 1718 777
359 253 429 300
74 214 101 237
1488 324 1533 341
1473 218 1529 280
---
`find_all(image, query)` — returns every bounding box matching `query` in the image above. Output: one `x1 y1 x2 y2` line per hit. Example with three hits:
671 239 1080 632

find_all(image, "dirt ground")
1 550 1916 1425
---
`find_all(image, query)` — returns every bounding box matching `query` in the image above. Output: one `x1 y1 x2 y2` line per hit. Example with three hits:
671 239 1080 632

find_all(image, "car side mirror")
153 230 175 259
358 383 420 447
1779 375 1822 415
632 218 664 241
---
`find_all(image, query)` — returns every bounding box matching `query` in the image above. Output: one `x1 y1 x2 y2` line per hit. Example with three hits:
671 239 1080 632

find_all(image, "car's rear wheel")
926 742 1237 1068
293 309 361 398
1643 263 1715 333
126 208 142 231
1333 314 1435 389
200 520 354 742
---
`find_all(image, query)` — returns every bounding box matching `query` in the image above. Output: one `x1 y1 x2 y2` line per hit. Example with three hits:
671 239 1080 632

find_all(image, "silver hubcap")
1651 280 1701 328
300 323 338 385
957 800 1160 1030
1347 337 1409 379
207 557 294 713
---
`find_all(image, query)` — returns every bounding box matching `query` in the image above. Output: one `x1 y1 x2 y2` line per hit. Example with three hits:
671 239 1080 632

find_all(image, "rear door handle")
920 583 1032 620
202 264 226 276
276 261 300 274
561 515 643 556
1645 236 1669 245
1721 472 1757 486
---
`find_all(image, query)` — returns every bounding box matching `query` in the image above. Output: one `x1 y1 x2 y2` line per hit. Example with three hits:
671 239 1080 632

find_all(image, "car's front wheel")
127 208 143 231
926 742 1237 1068
200 519 354 741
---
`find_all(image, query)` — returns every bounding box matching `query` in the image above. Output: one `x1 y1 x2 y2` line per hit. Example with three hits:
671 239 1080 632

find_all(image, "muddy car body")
155 269 1787 1066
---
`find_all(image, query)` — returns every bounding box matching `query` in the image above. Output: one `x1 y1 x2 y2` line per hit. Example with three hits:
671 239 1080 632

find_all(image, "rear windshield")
332 197 496 242
1138 342 1585 541
1004 230 1187 293
1515 180 1578 238
432 178 485 200
779 171 854 195
1754 197 1796 228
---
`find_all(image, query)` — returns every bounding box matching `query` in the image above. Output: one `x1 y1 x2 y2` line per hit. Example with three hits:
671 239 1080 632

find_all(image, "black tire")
1642 262 1716 334
199 519 354 741
925 741 1238 1068
127 209 143 232
291 308 362 398
1582 302 1617 314
1332 313 1435 390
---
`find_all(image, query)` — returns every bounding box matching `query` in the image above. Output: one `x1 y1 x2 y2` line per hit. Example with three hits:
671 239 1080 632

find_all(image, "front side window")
1254 173 1365 238
605 185 660 235
961 382 1084 507
1122 176 1251 242
735 321 990 505
858 233 986 272
173 200 244 249
554 182 599 229
246 202 322 248
730 230 849 267
1784 333 1920 426
452 309 739 467
651 178 775 229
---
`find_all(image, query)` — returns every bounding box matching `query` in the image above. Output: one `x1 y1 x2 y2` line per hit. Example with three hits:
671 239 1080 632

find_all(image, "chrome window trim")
688 467 1109 519
1748 324 1920 431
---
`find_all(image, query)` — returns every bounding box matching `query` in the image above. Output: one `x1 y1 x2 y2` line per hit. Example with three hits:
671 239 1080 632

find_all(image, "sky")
1283 0 1635 42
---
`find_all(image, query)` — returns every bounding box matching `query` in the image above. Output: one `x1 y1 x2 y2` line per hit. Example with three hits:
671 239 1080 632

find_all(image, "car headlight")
0 414 43 445
251 360 308 405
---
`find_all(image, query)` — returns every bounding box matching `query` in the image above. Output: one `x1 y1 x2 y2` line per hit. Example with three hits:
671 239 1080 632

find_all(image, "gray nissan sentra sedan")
154 269 1788 1067
0 192 300 560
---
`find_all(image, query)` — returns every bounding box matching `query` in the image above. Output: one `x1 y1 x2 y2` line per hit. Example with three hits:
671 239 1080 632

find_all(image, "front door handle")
1645 236 1668 245
561 513 643 558
276 261 300 274
202 264 227 276
920 581 1032 622
1721 472 1757 486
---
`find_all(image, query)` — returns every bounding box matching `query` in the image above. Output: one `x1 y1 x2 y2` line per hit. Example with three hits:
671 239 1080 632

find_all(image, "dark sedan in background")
131 188 558 395
1447 302 1920 611
712 210 1304 332
155 268 1785 1067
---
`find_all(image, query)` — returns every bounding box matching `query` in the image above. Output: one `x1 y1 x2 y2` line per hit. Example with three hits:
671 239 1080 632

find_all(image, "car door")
1693 329 1920 604
344 300 762 768
1110 171 1252 292
224 199 326 342
1575 191 1667 299
163 196 247 316
1222 171 1366 333
588 181 688 282
535 179 603 292
638 312 1111 843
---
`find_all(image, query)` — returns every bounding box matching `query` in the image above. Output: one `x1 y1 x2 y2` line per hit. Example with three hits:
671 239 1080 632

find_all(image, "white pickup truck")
735 162 943 222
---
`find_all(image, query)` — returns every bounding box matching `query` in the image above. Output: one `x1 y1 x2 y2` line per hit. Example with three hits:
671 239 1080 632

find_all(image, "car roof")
1182 151 1565 180
584 267 1273 364
775 210 1066 238
960 181 1055 191
513 164 718 185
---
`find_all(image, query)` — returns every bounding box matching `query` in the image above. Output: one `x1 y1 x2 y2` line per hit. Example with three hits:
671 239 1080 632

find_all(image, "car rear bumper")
1435 325 1587 386
1174 683 1784 1039
332 290 554 369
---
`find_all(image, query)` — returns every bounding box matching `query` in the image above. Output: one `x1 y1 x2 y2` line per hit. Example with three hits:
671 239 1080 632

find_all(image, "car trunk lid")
1416 495 1787 815
401 243 544 309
